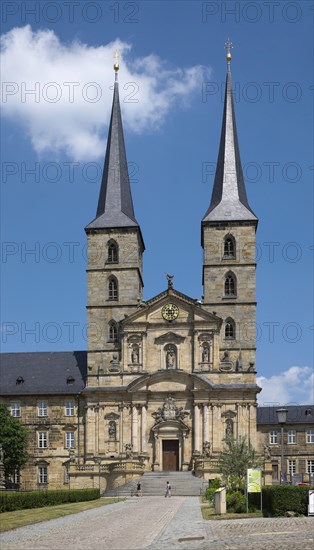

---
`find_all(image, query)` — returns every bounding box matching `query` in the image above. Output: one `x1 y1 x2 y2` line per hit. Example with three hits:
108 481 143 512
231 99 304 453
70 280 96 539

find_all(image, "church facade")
1 50 313 492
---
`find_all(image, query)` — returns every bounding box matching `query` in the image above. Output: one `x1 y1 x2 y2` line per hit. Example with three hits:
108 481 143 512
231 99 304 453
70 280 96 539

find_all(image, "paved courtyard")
1 497 313 550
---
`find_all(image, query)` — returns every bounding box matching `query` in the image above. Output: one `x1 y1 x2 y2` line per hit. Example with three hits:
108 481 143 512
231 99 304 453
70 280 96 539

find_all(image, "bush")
0 488 100 513
226 491 246 513
262 485 312 517
205 478 221 503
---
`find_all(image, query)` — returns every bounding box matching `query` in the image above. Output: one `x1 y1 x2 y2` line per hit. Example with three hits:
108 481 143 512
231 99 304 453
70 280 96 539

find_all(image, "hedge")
0 488 100 513
262 485 313 517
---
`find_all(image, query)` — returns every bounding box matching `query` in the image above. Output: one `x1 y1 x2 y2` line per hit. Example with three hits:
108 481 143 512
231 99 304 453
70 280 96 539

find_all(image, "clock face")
162 303 179 321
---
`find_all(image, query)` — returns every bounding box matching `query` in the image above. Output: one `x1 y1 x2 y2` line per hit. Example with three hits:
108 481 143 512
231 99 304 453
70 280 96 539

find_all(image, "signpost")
309 490 314 516
246 468 262 513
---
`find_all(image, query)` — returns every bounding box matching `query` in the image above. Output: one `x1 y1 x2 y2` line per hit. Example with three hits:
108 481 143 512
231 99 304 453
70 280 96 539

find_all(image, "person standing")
165 481 171 497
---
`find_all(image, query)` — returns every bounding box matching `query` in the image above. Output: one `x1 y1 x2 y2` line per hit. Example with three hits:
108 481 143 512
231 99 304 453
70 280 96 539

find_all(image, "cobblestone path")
1 497 313 550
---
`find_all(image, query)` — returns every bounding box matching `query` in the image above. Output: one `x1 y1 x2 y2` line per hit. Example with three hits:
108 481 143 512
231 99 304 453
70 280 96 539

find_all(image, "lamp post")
276 408 288 484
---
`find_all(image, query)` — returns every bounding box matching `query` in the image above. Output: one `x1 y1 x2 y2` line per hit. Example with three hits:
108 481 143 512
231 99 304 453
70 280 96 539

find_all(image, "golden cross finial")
225 38 233 63
113 49 119 73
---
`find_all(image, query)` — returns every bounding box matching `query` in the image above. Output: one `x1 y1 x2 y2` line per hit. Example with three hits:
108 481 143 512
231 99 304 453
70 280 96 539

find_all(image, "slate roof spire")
202 41 257 224
86 52 140 231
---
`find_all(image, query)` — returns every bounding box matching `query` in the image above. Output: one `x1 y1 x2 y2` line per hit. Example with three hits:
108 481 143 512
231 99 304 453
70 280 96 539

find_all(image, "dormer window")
66 376 75 385
16 376 24 385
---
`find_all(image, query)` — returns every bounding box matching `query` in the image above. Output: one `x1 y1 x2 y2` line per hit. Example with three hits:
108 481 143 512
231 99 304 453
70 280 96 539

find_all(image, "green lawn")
201 504 263 521
0 497 124 533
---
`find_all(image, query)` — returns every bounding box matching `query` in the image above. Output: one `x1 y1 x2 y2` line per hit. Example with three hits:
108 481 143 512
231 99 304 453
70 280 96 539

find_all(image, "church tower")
201 42 258 373
85 56 145 383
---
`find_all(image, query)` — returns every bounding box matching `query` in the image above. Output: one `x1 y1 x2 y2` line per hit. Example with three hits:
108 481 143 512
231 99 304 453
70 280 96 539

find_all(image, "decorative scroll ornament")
152 394 188 424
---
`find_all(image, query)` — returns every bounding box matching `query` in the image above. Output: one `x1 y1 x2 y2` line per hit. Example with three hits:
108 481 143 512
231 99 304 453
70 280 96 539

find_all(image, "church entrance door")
162 440 179 471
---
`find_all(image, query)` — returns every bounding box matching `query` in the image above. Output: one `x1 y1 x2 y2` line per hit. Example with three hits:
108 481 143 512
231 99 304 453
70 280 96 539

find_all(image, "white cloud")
1 26 211 161
257 366 314 406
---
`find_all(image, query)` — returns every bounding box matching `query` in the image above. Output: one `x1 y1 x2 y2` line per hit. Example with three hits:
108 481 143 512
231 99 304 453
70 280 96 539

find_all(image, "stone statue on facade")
166 274 174 289
108 353 120 372
125 443 133 459
131 345 139 364
108 420 116 440
202 345 210 363
166 347 176 369
202 441 211 458
263 444 272 460
152 395 188 424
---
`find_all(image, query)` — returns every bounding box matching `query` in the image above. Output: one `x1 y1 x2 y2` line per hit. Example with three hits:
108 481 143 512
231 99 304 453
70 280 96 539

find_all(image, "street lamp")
276 408 288 484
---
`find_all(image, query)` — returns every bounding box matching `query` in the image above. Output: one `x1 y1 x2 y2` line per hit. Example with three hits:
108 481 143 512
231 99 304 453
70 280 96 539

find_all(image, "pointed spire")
86 53 140 231
202 41 257 224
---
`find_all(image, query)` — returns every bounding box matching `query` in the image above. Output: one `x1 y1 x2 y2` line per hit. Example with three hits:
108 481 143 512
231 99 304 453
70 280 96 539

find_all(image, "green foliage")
204 487 216 502
226 491 246 513
209 477 222 489
218 435 259 492
205 478 222 502
0 488 100 513
0 404 29 477
262 485 312 517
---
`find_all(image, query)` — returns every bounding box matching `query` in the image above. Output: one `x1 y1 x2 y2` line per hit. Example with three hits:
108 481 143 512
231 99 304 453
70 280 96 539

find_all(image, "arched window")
107 240 118 263
223 235 236 259
225 418 234 438
108 276 118 300
224 272 236 297
109 321 118 342
225 318 235 339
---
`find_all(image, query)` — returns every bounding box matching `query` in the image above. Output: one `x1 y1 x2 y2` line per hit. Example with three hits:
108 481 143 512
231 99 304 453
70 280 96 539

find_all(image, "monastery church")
5 45 309 492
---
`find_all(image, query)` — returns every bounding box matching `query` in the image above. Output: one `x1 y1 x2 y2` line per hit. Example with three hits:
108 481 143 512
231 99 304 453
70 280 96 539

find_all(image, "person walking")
136 481 142 497
165 481 171 497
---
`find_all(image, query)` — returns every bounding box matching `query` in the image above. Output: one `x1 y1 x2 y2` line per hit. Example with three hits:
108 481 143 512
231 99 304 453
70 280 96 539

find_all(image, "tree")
0 404 28 478
218 435 259 492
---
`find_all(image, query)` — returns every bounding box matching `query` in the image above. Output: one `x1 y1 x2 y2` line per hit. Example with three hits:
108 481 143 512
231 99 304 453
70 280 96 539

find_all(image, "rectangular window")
65 431 75 449
38 466 48 484
11 402 20 417
38 431 48 448
38 402 47 417
269 430 277 444
306 429 314 443
307 460 314 474
288 459 296 475
11 470 20 485
288 430 296 444
65 401 74 417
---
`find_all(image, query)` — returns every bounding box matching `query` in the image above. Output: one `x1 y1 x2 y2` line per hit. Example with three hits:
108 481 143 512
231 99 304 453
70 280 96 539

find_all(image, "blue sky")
1 1 313 405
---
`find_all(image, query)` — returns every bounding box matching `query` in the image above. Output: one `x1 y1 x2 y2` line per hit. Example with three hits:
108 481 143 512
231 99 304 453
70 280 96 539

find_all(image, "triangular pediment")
121 287 222 328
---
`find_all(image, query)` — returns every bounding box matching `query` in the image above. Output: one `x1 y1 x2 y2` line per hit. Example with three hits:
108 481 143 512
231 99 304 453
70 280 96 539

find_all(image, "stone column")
131 405 138 453
142 333 147 371
94 406 99 456
194 404 200 452
86 405 95 455
193 330 198 371
141 405 147 453
118 405 124 454
203 403 209 444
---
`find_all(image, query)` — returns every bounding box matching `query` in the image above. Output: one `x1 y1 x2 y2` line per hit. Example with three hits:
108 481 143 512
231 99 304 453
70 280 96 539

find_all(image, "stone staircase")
104 471 207 497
